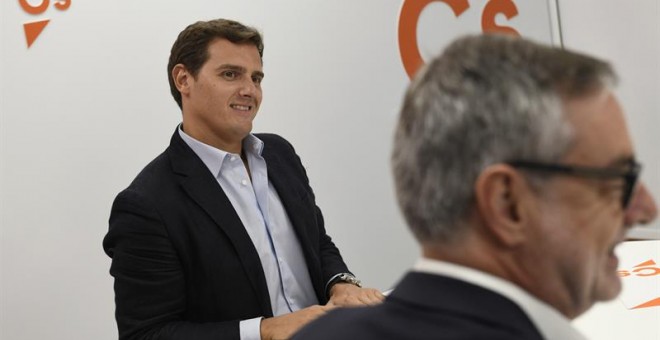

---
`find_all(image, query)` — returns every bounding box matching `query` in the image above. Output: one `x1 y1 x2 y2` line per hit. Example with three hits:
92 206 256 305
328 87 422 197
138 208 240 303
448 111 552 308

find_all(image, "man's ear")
172 64 191 95
474 164 532 246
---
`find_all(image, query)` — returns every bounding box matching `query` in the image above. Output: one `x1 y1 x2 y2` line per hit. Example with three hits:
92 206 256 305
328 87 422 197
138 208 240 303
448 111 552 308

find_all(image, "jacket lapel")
167 130 273 316
261 144 325 301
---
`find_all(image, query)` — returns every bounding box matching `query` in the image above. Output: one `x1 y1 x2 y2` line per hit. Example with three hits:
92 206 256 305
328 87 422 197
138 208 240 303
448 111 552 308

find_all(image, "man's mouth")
609 245 617 258
230 104 252 111
608 238 625 268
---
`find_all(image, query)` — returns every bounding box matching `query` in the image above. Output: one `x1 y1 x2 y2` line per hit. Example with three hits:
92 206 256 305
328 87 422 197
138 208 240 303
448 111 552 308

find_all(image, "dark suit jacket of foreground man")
293 272 543 340
103 130 349 340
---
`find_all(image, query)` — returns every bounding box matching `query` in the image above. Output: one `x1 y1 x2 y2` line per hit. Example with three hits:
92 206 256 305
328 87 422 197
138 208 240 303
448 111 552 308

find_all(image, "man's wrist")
325 273 361 297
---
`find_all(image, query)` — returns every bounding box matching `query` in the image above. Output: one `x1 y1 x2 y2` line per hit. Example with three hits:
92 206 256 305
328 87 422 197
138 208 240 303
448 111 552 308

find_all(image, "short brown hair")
167 18 264 109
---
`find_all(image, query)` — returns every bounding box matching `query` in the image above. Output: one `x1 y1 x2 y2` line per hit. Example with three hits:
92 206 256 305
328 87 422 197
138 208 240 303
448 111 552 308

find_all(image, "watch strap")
325 272 362 298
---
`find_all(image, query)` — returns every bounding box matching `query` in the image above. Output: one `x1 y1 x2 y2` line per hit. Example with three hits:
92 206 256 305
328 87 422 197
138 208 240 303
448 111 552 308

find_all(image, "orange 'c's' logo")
617 259 660 309
20 0 72 48
398 0 520 79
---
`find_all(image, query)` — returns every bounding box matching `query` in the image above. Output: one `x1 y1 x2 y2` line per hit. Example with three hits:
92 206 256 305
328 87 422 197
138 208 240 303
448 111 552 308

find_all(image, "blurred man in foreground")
293 34 658 339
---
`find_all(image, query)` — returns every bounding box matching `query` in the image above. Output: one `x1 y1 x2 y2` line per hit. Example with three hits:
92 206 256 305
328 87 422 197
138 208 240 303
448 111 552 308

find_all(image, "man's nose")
624 182 658 227
238 78 258 97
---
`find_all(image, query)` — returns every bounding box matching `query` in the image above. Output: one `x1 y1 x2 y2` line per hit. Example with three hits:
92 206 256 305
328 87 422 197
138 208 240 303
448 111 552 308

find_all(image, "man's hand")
327 283 385 307
259 286 384 340
260 304 332 340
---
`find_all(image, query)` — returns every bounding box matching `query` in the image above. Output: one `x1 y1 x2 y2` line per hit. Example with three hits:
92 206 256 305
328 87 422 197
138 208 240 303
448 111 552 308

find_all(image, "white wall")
0 1 657 339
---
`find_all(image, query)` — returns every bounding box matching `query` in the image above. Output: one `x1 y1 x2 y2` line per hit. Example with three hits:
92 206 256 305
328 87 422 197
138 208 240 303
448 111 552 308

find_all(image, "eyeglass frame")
506 159 641 209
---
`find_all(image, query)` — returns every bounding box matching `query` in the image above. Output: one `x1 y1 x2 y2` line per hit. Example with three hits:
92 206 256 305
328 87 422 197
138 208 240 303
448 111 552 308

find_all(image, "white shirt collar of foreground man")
414 258 588 340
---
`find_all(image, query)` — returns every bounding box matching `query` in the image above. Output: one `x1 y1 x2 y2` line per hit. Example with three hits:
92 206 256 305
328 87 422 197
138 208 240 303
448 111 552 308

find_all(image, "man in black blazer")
293 35 658 339
103 18 383 340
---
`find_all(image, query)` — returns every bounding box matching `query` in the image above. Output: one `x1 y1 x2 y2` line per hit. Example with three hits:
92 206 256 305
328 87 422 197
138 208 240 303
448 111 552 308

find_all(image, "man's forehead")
206 38 263 66
562 90 634 166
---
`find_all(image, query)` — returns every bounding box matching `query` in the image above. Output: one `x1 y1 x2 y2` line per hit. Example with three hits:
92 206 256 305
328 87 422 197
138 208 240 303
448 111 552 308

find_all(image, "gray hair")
392 34 616 243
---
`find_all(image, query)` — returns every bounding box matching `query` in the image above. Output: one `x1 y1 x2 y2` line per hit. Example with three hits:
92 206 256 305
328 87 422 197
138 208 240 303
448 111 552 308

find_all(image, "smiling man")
103 18 383 340
293 34 658 340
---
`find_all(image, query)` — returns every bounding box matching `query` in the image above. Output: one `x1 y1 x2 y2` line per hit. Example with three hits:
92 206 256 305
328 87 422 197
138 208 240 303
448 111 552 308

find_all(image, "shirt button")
241 179 248 186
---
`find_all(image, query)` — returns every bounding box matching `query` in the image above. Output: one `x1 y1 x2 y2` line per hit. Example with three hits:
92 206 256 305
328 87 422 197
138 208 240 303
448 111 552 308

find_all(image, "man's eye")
222 71 237 79
252 76 263 85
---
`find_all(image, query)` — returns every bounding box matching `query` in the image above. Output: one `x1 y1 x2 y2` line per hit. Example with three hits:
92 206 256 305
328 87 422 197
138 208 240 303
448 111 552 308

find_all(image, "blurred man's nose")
624 182 658 226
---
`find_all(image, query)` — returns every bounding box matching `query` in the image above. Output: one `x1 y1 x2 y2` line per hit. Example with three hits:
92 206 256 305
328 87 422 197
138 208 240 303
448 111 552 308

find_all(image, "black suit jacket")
103 130 349 340
293 272 544 340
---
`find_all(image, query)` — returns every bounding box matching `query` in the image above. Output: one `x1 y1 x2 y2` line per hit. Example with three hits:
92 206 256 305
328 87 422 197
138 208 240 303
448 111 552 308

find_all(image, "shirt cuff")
239 317 263 340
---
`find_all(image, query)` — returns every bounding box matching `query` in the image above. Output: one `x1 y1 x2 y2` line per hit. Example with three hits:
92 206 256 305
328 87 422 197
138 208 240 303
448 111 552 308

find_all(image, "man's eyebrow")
215 64 246 73
215 64 264 79
607 155 636 167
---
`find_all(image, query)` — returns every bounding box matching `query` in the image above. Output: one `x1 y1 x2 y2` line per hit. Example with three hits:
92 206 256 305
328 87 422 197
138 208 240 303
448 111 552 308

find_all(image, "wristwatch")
326 273 362 297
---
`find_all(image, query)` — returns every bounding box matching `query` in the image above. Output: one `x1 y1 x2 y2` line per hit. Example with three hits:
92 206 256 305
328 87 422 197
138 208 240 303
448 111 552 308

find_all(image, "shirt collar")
242 133 264 156
177 125 263 177
414 258 587 340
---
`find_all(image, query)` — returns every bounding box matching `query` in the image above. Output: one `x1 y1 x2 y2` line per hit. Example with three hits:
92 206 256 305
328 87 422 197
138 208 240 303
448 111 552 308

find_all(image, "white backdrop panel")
1 1 658 339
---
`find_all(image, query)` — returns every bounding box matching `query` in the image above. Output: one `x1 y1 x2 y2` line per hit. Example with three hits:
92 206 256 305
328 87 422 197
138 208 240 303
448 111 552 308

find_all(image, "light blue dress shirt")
179 127 318 340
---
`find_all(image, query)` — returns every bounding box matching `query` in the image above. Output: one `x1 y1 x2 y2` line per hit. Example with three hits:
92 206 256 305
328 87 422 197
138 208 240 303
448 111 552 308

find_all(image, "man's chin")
594 274 623 303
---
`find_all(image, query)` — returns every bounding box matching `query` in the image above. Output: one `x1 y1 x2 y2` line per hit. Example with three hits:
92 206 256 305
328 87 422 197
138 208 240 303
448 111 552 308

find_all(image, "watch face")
338 274 361 287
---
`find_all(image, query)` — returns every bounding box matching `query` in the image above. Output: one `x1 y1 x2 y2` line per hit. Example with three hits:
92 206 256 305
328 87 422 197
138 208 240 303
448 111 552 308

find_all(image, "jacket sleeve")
103 189 241 340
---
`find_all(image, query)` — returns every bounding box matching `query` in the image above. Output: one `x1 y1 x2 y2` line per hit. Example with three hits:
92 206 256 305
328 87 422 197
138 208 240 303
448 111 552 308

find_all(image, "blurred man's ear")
474 164 533 247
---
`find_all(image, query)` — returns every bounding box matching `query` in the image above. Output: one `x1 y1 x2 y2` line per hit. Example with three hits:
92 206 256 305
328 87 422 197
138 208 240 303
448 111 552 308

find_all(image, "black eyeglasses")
506 159 641 209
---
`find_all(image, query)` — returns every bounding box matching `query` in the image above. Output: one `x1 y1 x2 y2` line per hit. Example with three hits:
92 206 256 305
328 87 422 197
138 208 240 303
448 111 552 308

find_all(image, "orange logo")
20 0 72 48
398 0 520 79
618 259 660 309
